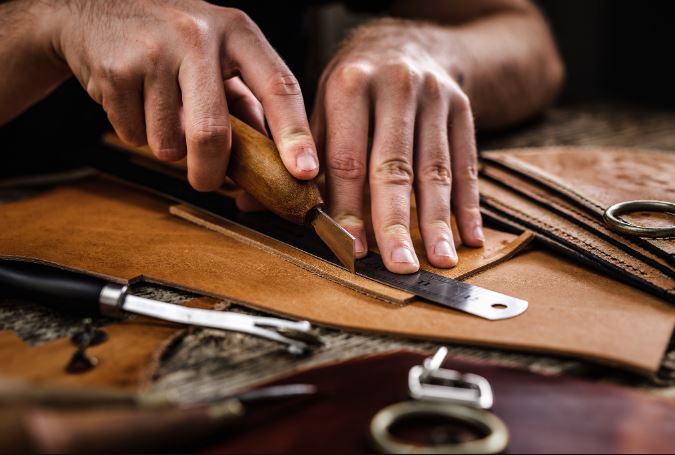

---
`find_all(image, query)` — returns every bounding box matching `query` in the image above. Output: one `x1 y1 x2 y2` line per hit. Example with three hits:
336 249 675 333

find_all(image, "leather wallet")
479 147 675 301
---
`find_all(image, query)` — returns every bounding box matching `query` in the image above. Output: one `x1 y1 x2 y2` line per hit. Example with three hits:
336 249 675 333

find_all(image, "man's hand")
312 20 484 274
50 0 319 191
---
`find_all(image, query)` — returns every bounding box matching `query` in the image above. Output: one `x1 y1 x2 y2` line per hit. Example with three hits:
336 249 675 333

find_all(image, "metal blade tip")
311 208 356 272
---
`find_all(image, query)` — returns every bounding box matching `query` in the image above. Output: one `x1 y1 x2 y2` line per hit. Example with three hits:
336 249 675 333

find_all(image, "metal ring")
603 200 675 238
370 401 508 454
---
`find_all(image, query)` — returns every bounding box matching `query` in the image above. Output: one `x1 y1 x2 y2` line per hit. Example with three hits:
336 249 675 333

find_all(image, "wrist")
28 0 71 71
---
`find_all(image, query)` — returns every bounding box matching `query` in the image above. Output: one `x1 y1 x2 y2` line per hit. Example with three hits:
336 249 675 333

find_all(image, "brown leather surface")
204 351 675 454
0 319 181 391
170 204 533 304
0 297 217 391
479 176 675 300
483 164 673 274
481 147 675 262
0 177 674 372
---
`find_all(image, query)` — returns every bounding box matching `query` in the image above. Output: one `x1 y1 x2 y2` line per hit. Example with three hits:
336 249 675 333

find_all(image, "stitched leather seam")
486 148 675 214
483 168 675 276
483 196 659 279
482 149 675 258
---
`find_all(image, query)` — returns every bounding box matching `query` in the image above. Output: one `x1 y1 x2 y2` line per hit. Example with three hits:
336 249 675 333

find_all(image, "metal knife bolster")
99 283 130 317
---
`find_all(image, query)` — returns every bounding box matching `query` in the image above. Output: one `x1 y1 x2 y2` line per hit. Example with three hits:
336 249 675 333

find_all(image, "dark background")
2 0 674 177
537 0 675 107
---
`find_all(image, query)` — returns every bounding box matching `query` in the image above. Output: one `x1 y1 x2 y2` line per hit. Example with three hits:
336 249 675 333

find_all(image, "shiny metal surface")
311 207 356 272
603 199 675 238
98 284 319 354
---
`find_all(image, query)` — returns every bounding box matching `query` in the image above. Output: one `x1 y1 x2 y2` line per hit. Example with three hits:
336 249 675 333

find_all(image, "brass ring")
370 401 509 454
603 200 675 238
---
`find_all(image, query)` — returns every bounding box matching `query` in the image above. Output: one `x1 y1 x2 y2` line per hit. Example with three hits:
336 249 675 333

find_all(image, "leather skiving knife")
95 117 528 321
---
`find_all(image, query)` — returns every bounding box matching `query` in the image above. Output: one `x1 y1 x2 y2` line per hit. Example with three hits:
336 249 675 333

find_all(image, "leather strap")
481 147 675 264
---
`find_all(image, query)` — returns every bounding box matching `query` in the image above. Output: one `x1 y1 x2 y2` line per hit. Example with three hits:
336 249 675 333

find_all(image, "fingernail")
392 246 415 264
474 225 485 242
354 237 366 254
434 240 456 259
296 149 318 172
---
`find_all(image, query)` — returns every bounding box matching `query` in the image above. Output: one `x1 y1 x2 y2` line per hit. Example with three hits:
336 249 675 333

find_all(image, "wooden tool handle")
104 115 323 225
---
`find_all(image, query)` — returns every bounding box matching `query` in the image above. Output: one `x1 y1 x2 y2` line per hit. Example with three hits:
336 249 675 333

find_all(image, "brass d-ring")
369 401 509 454
603 200 675 238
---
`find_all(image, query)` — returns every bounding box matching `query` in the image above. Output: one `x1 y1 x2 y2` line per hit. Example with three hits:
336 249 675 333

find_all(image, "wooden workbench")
1 103 674 403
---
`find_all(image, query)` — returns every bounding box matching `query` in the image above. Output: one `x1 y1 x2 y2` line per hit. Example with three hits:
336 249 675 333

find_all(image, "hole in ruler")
491 303 508 310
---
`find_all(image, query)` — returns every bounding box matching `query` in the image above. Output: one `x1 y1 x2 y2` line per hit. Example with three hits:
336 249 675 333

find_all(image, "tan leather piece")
1 177 673 372
482 147 675 259
0 319 181 391
479 177 675 298
0 298 220 390
170 204 533 304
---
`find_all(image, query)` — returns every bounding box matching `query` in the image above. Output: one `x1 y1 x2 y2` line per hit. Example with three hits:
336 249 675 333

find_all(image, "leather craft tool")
106 115 356 272
96 129 528 321
369 347 508 454
0 260 322 355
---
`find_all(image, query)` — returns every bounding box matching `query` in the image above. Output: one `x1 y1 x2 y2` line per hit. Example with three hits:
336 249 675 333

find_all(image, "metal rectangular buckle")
408 347 494 409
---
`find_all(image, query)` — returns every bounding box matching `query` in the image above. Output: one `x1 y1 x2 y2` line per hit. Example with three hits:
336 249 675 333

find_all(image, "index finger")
224 14 318 180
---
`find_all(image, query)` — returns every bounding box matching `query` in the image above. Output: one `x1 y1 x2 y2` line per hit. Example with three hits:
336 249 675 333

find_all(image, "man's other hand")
312 20 484 274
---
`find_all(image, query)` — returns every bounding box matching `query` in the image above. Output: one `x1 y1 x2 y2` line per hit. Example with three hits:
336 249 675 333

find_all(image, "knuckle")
173 11 211 50
456 161 479 182
265 70 302 98
382 222 410 238
328 151 366 181
327 63 371 95
143 44 165 68
96 61 138 87
452 90 472 114
421 72 443 99
225 8 257 34
188 121 231 148
381 62 419 94
419 159 452 185
373 158 414 186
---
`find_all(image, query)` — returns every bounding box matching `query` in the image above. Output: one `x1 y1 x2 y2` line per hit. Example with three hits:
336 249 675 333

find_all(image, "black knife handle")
0 260 106 315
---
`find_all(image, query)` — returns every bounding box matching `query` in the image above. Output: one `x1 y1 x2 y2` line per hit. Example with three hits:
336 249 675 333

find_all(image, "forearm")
392 1 564 130
0 1 70 125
